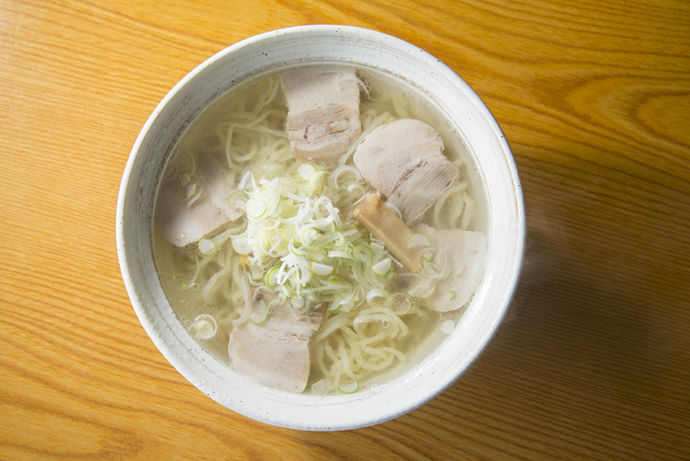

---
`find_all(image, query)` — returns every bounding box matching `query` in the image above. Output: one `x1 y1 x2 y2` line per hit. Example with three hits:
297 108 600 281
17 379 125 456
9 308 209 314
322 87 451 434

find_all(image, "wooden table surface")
2 1 689 459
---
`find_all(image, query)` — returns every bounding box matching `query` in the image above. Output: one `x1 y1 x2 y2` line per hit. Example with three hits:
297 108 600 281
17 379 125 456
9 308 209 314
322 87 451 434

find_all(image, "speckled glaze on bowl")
116 25 524 431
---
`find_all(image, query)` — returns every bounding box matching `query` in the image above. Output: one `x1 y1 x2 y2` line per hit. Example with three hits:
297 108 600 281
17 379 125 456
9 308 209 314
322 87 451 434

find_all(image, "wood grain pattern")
1 0 689 459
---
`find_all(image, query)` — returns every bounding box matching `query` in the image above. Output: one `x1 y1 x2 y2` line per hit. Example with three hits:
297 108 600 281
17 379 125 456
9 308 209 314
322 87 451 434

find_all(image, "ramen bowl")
116 25 524 431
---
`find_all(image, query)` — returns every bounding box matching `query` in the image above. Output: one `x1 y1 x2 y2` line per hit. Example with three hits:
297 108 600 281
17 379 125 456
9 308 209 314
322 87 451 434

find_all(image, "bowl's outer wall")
116 25 525 431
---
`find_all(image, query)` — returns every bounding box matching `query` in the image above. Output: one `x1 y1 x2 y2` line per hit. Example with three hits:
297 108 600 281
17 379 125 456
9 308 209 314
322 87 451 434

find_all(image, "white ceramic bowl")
116 25 524 431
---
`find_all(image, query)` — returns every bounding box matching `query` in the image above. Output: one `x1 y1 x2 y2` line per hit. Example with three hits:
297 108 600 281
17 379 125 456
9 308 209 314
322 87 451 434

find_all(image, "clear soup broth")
153 63 487 395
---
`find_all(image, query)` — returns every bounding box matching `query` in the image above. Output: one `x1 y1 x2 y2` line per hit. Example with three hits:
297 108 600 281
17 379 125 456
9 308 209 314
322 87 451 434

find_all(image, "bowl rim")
116 24 525 431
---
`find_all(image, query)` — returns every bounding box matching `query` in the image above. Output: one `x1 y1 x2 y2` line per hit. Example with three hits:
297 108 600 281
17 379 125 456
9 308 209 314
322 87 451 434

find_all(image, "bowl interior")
116 25 524 431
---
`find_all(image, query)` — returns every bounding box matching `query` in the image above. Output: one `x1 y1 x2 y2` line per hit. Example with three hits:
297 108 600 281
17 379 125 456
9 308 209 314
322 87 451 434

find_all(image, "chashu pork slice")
353 119 458 223
280 65 361 162
157 153 243 247
228 293 324 393
399 224 487 312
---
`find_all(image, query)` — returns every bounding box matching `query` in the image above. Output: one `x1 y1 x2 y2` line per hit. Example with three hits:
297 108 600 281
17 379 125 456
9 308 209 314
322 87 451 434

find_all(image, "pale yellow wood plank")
1 0 689 459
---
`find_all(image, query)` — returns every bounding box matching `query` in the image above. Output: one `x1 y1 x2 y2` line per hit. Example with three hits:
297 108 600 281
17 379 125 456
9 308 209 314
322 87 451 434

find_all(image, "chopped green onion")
198 238 215 255
231 236 250 255
406 233 430 249
331 232 346 247
249 300 270 325
311 378 330 395
190 314 217 340
327 250 350 259
234 163 410 335
246 198 267 218
347 183 365 194
330 165 361 190
311 262 334 276
265 266 279 287
372 258 392 275
440 320 455 335
228 189 248 209
366 289 386 303
338 381 359 394
387 292 413 315
289 241 306 257
298 163 316 180
353 244 373 263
